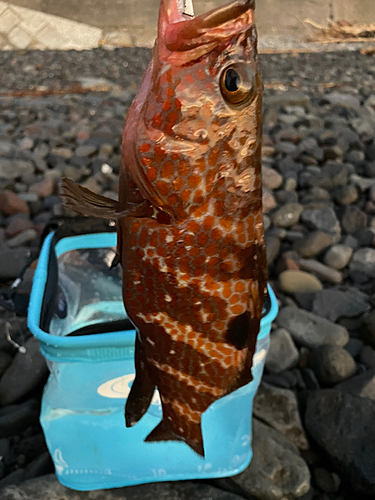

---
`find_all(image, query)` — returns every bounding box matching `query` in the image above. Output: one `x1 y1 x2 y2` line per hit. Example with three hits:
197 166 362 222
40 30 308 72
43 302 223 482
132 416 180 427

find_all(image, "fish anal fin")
59 178 150 219
145 419 205 457
125 337 155 427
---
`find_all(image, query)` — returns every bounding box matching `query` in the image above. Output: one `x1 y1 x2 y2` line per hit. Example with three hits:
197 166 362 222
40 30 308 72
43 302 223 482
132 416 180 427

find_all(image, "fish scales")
60 0 267 457
120 0 267 456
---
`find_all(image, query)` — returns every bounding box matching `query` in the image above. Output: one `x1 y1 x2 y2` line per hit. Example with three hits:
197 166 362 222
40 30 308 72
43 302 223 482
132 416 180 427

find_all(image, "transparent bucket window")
50 247 126 336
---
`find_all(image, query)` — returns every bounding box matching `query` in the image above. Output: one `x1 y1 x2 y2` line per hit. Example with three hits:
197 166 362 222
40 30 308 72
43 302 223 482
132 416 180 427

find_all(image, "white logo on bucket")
54 449 68 475
97 374 161 405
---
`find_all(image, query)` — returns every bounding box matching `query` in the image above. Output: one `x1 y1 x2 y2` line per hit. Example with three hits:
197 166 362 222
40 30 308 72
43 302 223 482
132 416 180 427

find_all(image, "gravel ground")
1 47 375 499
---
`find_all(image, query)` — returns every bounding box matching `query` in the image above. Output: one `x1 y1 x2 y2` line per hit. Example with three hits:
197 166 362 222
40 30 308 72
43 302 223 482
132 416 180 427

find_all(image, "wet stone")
344 338 364 358
0 248 34 280
272 204 303 228
297 259 342 285
308 163 348 189
0 191 30 216
277 306 349 348
295 231 334 258
0 399 39 439
359 345 375 369
336 367 375 400
1 475 245 500
301 207 341 236
265 328 299 374
253 382 309 450
278 270 323 294
341 206 367 234
308 346 356 386
312 289 370 322
228 419 310 500
333 184 359 205
313 468 340 494
305 390 375 496
0 337 48 406
350 248 375 281
5 216 34 239
324 245 353 270
6 229 38 248
262 166 283 190
265 236 281 267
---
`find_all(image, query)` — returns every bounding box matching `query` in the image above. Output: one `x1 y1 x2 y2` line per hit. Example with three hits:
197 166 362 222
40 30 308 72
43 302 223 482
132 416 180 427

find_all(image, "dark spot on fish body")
225 311 250 350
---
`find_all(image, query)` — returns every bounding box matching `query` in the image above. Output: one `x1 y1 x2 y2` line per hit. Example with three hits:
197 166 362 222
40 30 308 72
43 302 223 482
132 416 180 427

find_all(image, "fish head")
123 0 262 221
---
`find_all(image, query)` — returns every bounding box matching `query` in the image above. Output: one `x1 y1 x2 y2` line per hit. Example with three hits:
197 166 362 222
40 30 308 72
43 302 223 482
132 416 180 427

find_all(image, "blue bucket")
28 230 278 491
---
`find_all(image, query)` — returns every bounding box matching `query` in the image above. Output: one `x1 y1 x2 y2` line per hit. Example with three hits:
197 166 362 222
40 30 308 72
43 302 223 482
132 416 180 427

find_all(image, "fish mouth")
161 0 255 55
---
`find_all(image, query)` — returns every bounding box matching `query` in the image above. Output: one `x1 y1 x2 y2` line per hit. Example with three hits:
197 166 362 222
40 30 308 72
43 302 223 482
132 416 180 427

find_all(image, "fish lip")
168 0 255 28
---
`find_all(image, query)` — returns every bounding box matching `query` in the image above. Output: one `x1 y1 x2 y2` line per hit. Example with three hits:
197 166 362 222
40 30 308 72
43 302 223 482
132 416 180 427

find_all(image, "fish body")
119 0 267 456
60 0 267 457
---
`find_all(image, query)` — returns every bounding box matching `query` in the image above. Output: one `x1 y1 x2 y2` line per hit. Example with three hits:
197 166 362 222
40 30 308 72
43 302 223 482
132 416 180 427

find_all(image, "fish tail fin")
145 418 205 457
125 337 155 427
59 178 149 219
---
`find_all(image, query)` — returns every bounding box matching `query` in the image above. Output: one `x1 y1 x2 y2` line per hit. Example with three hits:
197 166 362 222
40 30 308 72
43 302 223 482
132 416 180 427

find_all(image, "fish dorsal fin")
59 178 149 219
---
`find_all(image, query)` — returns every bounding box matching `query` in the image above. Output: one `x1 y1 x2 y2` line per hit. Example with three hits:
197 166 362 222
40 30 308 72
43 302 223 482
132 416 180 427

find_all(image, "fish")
60 0 267 457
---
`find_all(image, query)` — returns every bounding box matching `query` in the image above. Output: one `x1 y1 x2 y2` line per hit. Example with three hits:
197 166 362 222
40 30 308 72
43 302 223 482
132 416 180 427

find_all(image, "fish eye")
220 64 256 106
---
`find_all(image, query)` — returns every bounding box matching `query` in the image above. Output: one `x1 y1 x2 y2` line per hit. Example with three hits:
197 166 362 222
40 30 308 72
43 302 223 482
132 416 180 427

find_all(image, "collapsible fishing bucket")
28 221 278 491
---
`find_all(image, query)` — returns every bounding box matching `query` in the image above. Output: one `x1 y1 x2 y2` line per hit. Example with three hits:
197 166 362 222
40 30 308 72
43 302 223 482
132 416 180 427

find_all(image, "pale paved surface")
0 0 375 50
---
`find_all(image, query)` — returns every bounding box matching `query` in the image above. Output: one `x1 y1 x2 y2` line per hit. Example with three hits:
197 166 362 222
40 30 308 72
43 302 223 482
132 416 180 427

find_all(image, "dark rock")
265 236 281 266
308 163 348 189
350 248 375 281
228 419 310 500
359 345 375 369
5 217 34 239
253 382 309 450
336 367 375 400
305 390 375 495
341 206 367 234
272 204 303 228
313 468 340 493
307 345 356 386
0 474 245 499
301 368 320 390
333 184 358 205
265 328 299 374
0 469 25 490
277 306 349 348
294 231 334 258
262 373 295 390
312 289 370 321
356 228 375 247
0 399 39 438
0 352 12 378
0 337 48 406
301 207 340 236
297 259 342 284
344 338 364 358
15 434 48 462
22 452 54 481
277 158 303 176
7 229 38 248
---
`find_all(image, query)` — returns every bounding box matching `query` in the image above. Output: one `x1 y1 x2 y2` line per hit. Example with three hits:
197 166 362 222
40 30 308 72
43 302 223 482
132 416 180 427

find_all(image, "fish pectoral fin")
125 337 155 427
59 178 149 219
145 419 205 457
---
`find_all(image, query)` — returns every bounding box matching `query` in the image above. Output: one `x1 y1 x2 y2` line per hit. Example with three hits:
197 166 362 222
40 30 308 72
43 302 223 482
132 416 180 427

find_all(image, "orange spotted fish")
61 0 267 457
